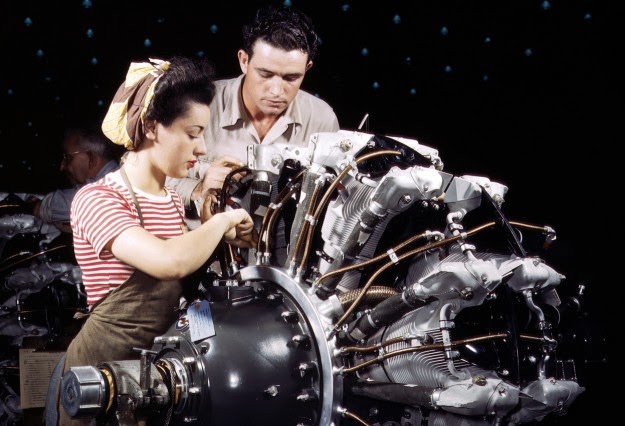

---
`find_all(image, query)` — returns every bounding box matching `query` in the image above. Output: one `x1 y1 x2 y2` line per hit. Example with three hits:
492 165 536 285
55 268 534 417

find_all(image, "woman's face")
154 102 210 179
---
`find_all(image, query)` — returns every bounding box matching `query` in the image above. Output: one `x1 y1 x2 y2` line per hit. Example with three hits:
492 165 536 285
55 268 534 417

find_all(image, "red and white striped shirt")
71 170 185 307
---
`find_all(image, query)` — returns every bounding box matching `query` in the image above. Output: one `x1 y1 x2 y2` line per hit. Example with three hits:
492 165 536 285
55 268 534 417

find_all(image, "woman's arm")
108 208 253 280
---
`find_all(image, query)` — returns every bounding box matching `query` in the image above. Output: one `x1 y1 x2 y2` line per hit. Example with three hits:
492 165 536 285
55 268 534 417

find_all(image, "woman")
55 56 255 424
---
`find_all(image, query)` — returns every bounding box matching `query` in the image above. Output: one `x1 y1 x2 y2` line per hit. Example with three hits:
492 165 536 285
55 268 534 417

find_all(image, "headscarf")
101 58 170 150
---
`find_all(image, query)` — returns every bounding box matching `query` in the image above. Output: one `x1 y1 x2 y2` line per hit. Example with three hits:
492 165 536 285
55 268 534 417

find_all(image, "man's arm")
166 157 246 210
36 188 76 223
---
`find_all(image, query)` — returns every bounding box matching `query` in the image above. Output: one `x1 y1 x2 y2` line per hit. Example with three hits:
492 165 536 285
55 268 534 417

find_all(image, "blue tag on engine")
187 299 215 342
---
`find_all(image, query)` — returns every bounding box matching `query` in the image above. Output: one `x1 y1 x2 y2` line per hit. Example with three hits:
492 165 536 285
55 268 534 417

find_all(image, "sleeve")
319 98 340 132
38 188 77 223
307 94 341 133
327 110 340 132
71 184 141 258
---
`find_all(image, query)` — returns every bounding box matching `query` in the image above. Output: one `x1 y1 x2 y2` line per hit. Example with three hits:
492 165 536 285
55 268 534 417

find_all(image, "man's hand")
199 156 247 199
199 193 218 223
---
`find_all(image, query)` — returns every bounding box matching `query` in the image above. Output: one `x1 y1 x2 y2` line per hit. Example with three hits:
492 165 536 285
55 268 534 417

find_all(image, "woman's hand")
220 209 257 248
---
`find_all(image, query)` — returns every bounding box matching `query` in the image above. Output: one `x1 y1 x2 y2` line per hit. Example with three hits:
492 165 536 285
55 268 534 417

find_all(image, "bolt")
264 385 279 397
339 139 353 152
459 286 474 300
473 375 487 386
281 311 299 323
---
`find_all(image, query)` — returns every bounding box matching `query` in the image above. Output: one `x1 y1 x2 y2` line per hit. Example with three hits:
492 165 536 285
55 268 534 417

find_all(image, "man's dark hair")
242 5 320 62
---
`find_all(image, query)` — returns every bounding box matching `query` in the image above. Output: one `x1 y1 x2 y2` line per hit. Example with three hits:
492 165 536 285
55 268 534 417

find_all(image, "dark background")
0 0 610 423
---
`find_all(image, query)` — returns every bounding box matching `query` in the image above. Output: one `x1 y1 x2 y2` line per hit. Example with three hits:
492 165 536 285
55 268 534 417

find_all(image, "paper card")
19 349 65 409
187 299 216 342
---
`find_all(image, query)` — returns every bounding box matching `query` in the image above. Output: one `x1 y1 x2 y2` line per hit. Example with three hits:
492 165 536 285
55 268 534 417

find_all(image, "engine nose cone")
192 285 322 425
60 365 106 418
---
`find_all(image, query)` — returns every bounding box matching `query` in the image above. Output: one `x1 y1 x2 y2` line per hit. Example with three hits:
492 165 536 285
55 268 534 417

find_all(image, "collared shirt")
38 160 119 224
168 74 340 208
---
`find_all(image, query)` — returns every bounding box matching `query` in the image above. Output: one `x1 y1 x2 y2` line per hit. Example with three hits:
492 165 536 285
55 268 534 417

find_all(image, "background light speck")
144 38 152 47
341 4 350 12
444 65 453 73
584 13 592 21
90 57 98 65
196 51 206 58
541 1 552 11
409 88 417 95
360 47 369 56
440 26 449 37
524 48 533 57
392 15 401 25
482 74 489 82
24 17 32 27
283 0 292 7
372 81 380 90
82 0 92 9
484 36 492 45
86 28 94 38
36 49 44 58
210 24 218 34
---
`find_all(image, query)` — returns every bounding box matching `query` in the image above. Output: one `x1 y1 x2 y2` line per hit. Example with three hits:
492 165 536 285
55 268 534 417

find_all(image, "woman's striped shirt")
71 170 185 306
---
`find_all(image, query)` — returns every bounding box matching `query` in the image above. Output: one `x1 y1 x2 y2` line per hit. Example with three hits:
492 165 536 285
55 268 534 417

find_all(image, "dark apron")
57 271 182 425
57 169 184 425
63 270 182 365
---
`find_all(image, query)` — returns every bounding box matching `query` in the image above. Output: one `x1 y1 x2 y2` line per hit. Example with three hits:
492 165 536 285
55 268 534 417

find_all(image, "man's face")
239 39 311 118
60 133 90 185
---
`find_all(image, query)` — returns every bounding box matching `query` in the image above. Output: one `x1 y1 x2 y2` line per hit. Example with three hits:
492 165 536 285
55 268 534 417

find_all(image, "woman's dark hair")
146 56 216 126
242 5 320 62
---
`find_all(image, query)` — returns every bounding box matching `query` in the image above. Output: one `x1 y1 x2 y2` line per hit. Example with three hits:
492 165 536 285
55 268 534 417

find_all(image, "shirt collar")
220 74 303 128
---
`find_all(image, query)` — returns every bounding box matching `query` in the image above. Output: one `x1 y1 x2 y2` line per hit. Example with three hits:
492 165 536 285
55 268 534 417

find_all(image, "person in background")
31 125 123 233
53 56 255 425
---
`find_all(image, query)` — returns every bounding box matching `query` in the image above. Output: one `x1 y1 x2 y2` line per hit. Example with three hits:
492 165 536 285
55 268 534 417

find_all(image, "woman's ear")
144 119 157 141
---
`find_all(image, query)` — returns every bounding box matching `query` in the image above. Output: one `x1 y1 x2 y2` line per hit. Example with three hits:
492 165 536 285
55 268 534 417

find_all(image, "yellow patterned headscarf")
101 58 170 150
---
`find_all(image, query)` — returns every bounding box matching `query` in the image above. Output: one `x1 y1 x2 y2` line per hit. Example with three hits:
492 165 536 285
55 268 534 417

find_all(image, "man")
168 4 339 211
31 125 122 232
167 5 339 265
